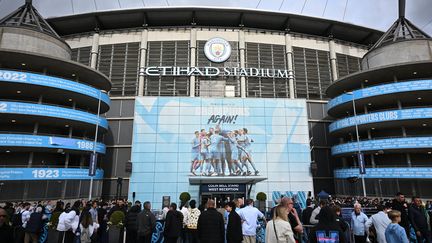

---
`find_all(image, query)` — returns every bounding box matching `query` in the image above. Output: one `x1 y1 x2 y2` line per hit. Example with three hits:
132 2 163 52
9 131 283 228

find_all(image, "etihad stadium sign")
143 66 291 79
142 37 291 79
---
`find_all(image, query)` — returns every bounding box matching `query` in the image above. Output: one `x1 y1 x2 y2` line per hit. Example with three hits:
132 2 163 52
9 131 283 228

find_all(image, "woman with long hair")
79 209 97 243
265 205 295 243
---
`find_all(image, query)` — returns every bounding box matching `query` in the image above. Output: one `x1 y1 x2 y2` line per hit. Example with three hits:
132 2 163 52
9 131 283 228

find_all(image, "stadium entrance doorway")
199 183 246 207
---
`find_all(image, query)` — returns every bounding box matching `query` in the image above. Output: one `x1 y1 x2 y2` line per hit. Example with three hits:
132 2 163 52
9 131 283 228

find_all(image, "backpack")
11 212 23 227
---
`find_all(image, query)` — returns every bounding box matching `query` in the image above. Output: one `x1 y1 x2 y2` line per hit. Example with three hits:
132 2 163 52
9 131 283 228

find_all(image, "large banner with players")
129 97 313 205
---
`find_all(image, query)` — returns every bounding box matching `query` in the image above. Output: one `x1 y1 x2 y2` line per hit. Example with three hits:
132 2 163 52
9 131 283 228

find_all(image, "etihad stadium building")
2 0 429 205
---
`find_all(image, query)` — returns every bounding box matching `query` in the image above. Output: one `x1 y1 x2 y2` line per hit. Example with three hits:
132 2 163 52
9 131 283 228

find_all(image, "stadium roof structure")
368 0 430 51
0 0 60 39
46 6 383 46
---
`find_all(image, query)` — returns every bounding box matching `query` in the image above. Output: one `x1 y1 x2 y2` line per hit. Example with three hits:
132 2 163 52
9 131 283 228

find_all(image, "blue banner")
334 167 432 179
0 69 110 106
329 108 432 132
332 136 432 155
0 168 103 181
0 101 108 129
358 153 366 174
327 79 432 111
0 134 106 154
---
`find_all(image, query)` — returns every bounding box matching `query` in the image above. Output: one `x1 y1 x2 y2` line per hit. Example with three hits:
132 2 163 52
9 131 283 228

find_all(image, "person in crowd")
180 201 189 243
385 210 409 243
97 201 109 243
125 200 142 243
0 208 14 242
308 206 346 243
89 201 99 224
197 199 225 243
79 209 98 243
11 202 28 243
392 192 410 237
235 198 244 211
4 202 15 220
310 200 326 225
107 199 128 220
365 204 391 243
53 201 65 213
409 196 432 243
24 206 45 243
334 205 348 233
185 200 200 243
57 200 81 243
238 199 266 243
163 203 183 243
302 198 314 225
271 197 303 237
225 201 242 243
137 201 156 243
21 202 31 229
351 203 369 243
266 205 295 243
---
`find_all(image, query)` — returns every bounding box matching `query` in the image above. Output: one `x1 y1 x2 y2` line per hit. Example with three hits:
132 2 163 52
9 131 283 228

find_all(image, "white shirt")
309 206 321 225
238 205 264 236
180 207 189 225
366 211 391 243
21 210 31 228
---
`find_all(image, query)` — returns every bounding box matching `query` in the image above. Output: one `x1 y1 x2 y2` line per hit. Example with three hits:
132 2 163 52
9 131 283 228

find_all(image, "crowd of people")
1 192 432 242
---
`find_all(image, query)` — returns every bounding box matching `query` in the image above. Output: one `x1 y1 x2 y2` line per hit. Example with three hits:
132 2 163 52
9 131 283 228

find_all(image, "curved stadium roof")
46 6 383 46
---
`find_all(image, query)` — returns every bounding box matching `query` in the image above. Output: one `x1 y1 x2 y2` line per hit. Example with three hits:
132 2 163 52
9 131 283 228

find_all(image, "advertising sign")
327 79 432 111
0 134 106 154
334 167 432 179
0 168 103 181
89 153 97 176
332 137 432 155
0 69 110 105
0 101 108 129
330 108 432 132
200 184 246 193
358 153 366 174
129 97 313 205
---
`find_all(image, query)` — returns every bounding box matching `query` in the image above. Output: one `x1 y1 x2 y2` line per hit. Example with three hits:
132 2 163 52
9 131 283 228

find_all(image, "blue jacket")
385 223 409 243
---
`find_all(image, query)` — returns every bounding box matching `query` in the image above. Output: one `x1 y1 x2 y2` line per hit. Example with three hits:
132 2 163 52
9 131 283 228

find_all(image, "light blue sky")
1 0 431 34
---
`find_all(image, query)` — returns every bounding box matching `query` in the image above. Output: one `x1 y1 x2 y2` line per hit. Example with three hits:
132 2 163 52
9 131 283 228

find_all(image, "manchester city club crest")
204 37 232 63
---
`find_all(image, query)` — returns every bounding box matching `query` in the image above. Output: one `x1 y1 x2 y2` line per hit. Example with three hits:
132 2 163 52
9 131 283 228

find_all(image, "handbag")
272 220 280 243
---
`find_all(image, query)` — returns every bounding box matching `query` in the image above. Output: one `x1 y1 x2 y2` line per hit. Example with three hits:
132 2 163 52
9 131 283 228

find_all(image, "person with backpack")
185 200 201 243
24 206 45 243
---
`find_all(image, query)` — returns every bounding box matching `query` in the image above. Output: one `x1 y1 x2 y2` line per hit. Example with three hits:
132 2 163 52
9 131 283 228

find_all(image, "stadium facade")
0 0 111 201
3 0 429 204
328 2 432 198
